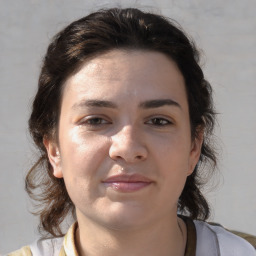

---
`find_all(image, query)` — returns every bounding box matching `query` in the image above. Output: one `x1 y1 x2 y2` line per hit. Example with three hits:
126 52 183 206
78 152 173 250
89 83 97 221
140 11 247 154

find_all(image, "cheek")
153 133 191 192
153 131 191 163
59 130 111 179
59 133 112 206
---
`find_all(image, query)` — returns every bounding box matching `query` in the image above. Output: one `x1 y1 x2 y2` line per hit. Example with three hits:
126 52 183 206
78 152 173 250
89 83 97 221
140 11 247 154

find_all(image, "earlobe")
43 137 63 178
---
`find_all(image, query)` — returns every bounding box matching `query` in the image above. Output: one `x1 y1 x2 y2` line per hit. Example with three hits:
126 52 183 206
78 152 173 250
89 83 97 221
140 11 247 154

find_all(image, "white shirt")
8 220 256 256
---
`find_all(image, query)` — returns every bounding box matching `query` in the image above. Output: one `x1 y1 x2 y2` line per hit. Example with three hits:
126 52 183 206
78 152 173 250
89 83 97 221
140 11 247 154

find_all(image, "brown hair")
27 7 216 237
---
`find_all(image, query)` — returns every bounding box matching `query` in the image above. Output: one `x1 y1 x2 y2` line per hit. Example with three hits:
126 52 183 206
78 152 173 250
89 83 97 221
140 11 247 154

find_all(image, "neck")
75 213 187 256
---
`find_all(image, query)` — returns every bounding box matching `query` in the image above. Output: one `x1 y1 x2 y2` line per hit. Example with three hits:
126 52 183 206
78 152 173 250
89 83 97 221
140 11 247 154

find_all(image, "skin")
44 50 203 256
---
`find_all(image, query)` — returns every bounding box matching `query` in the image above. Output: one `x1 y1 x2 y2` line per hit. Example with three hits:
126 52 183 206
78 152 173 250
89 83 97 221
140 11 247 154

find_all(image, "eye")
146 117 172 126
80 116 111 126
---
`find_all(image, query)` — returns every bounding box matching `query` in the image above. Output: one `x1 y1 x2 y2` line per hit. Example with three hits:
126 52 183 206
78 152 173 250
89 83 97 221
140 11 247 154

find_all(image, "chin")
97 201 151 230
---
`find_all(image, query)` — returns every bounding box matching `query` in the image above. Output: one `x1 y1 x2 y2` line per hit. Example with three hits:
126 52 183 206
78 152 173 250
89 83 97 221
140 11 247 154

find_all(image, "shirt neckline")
65 217 197 256
180 215 197 256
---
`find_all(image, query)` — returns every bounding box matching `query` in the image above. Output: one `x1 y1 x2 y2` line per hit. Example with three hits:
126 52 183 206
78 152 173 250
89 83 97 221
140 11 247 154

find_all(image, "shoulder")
6 223 77 256
194 220 256 256
6 246 32 256
6 237 64 256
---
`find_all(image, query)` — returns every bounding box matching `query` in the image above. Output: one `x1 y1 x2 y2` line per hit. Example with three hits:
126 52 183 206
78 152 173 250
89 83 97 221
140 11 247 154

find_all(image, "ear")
43 137 63 178
187 129 204 176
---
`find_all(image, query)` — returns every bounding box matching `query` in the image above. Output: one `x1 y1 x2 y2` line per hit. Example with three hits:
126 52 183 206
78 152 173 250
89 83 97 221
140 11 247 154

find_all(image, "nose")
109 125 148 163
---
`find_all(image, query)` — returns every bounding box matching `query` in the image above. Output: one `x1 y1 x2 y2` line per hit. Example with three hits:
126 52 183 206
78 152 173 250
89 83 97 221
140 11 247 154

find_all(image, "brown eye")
82 116 111 126
87 118 105 125
147 118 172 126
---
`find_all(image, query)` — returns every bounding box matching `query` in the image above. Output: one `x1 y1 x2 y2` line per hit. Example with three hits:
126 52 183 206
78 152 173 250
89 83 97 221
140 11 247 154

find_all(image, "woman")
9 8 255 256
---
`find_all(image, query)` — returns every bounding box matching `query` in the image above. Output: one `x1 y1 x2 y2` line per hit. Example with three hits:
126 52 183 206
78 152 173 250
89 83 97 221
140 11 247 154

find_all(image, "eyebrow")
72 99 181 110
139 99 181 109
72 100 117 110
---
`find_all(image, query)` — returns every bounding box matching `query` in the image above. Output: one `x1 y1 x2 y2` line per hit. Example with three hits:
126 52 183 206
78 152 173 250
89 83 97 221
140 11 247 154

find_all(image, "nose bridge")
117 124 136 143
109 124 147 162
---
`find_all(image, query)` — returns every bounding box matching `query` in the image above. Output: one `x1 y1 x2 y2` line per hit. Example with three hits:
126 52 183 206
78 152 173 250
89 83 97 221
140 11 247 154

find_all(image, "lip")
102 174 153 193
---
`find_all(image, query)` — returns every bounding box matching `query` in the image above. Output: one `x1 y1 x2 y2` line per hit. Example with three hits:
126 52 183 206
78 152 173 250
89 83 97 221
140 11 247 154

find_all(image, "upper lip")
103 174 153 183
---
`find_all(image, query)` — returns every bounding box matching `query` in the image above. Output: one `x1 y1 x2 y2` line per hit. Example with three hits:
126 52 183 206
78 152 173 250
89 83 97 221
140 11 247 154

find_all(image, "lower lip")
104 182 152 193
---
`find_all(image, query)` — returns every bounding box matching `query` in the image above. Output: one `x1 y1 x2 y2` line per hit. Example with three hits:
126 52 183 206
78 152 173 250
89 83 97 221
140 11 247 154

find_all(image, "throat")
75 217 187 256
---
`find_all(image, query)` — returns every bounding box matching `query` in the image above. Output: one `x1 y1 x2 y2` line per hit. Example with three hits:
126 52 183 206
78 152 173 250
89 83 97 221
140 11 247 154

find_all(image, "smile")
102 174 153 193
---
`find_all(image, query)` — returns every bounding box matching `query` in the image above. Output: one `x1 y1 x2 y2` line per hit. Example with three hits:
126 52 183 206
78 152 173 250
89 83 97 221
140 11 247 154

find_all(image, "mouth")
102 174 153 193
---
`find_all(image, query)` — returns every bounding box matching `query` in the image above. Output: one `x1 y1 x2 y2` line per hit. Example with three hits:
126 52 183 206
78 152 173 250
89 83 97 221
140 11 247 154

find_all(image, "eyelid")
78 115 112 125
145 115 174 125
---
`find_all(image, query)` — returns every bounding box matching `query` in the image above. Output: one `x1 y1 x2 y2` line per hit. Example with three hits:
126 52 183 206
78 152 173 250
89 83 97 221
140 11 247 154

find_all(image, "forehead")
62 49 187 108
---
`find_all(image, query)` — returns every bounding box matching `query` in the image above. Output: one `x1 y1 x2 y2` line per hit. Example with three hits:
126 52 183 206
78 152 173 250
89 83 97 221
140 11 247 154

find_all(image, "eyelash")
145 117 172 126
81 116 111 126
79 116 173 128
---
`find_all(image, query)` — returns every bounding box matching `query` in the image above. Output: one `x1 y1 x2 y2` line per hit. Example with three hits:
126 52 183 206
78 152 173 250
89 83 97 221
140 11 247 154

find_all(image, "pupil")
155 118 161 124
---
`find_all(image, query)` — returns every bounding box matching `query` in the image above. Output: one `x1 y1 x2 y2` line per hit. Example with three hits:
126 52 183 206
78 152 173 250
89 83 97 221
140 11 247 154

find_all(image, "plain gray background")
0 0 255 254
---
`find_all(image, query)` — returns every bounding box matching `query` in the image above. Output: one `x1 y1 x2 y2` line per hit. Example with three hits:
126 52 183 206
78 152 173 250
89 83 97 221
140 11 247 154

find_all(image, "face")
45 50 202 230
